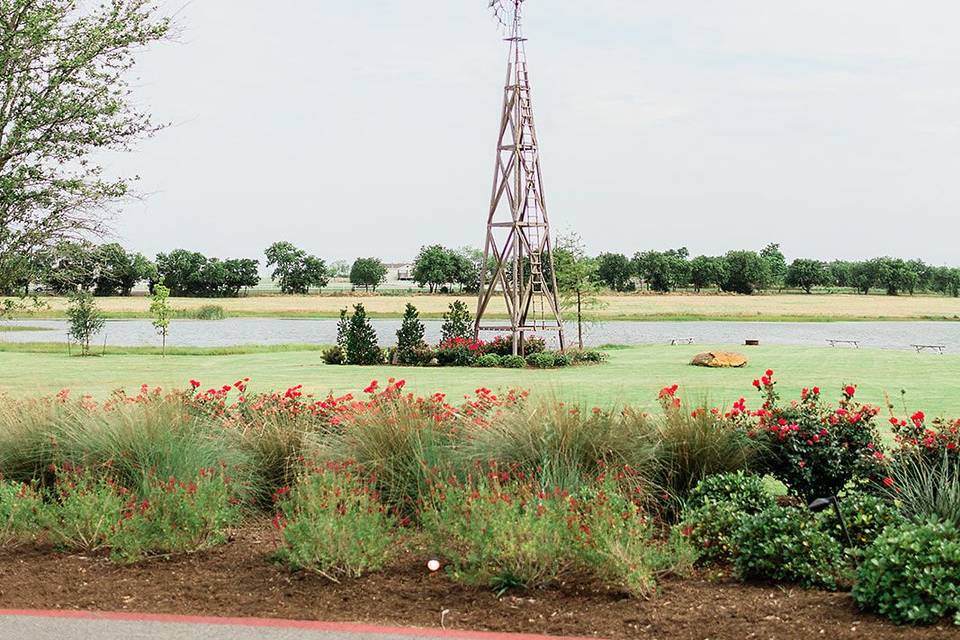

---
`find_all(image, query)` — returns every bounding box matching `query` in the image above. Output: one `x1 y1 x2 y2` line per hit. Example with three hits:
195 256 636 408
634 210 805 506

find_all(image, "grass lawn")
6 292 960 321
5 343 960 417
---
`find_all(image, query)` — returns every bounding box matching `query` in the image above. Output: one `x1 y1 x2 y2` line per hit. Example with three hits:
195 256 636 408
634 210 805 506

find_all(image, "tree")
690 255 726 292
595 253 633 292
350 257 387 292
395 303 428 365
149 283 172 356
38 240 99 294
155 250 258 297
632 248 690 292
848 260 878 295
0 1 169 278
440 300 473 343
722 250 771 295
829 261 854 289
66 291 105 356
343 303 382 365
451 247 484 292
221 258 260 297
932 267 960 298
155 250 206 296
761 243 788 290
785 259 829 294
411 245 455 293
95 243 154 296
873 257 916 296
264 241 328 294
554 233 604 349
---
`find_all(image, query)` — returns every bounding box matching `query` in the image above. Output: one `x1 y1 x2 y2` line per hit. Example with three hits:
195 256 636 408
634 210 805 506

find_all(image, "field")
5 343 960 417
8 292 960 321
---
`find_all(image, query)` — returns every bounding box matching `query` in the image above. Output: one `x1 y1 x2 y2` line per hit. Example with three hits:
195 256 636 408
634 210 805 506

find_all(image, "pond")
1 318 958 352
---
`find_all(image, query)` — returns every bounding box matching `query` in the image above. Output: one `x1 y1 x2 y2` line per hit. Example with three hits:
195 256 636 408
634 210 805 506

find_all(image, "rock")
690 351 748 368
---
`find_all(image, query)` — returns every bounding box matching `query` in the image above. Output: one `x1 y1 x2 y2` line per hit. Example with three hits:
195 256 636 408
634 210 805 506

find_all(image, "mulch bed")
0 521 954 639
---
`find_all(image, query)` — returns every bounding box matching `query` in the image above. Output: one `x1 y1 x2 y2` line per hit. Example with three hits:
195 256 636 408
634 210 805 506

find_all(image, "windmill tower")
475 0 565 355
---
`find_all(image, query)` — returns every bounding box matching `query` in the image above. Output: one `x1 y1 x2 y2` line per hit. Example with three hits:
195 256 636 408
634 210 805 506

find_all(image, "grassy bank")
4 343 960 416
5 293 960 322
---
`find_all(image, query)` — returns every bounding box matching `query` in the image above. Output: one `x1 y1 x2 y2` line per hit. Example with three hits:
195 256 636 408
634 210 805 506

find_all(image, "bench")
912 344 946 354
827 339 860 348
670 338 695 346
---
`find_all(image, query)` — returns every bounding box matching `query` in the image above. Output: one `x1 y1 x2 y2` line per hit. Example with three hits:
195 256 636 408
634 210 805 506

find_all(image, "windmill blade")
489 0 521 27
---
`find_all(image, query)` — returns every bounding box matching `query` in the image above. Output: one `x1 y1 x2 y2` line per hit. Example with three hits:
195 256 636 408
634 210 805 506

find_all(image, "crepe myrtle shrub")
747 372 884 501
678 472 776 564
733 505 844 590
274 465 396 581
853 519 960 626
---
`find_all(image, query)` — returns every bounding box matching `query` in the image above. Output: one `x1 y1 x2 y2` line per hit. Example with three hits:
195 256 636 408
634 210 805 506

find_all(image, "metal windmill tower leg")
474 3 565 355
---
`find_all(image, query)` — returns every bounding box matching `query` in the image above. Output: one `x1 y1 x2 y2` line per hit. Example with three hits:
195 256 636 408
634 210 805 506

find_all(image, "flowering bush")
733 505 844 589
747 372 884 500
274 464 396 580
39 464 242 562
423 472 692 596
889 411 959 463
853 519 960 625
0 481 44 546
482 335 546 357
436 337 484 367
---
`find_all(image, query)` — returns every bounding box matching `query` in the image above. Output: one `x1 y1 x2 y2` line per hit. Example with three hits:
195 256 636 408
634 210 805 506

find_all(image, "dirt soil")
0 522 954 640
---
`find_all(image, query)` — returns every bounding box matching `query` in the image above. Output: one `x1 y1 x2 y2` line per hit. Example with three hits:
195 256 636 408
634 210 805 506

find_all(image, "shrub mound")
853 519 960 625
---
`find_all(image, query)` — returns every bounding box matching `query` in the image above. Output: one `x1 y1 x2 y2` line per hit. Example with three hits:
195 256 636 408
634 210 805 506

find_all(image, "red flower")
844 385 856 397
189 379 201 389
882 477 895 488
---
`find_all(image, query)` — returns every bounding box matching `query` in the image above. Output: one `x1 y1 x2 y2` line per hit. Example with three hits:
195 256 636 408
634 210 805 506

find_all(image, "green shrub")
526 352 556 369
817 489 904 550
476 353 502 368
321 345 345 365
571 350 608 364
886 451 960 526
501 355 526 369
853 519 960 625
553 352 572 367
679 472 775 563
42 466 124 553
191 304 225 320
436 338 481 367
275 467 396 580
733 505 843 589
0 481 44 546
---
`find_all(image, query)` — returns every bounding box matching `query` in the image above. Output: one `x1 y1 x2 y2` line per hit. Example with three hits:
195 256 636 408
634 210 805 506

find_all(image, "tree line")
595 244 960 297
3 238 958 300
0 240 393 298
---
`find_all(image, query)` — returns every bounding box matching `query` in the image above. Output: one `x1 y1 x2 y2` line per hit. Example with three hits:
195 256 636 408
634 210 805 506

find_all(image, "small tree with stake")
395 303 428 365
440 301 473 343
150 284 172 356
66 292 105 356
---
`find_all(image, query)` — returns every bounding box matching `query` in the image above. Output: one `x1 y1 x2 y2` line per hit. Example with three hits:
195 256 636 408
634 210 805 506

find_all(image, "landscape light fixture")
808 496 854 550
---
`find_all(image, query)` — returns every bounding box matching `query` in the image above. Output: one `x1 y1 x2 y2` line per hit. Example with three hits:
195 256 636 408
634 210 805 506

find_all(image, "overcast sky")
111 1 960 265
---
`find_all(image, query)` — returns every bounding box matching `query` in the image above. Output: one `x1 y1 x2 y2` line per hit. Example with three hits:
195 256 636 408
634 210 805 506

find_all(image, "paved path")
0 610 593 640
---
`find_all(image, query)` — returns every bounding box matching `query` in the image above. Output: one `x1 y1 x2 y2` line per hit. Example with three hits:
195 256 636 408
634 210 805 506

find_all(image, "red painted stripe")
0 609 602 640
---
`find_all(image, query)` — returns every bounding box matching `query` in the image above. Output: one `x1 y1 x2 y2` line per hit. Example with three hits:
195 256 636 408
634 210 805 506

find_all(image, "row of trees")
595 244 960 297
0 240 395 298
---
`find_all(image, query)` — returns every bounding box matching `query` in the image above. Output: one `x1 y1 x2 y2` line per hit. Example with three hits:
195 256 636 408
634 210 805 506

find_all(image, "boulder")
690 351 748 368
